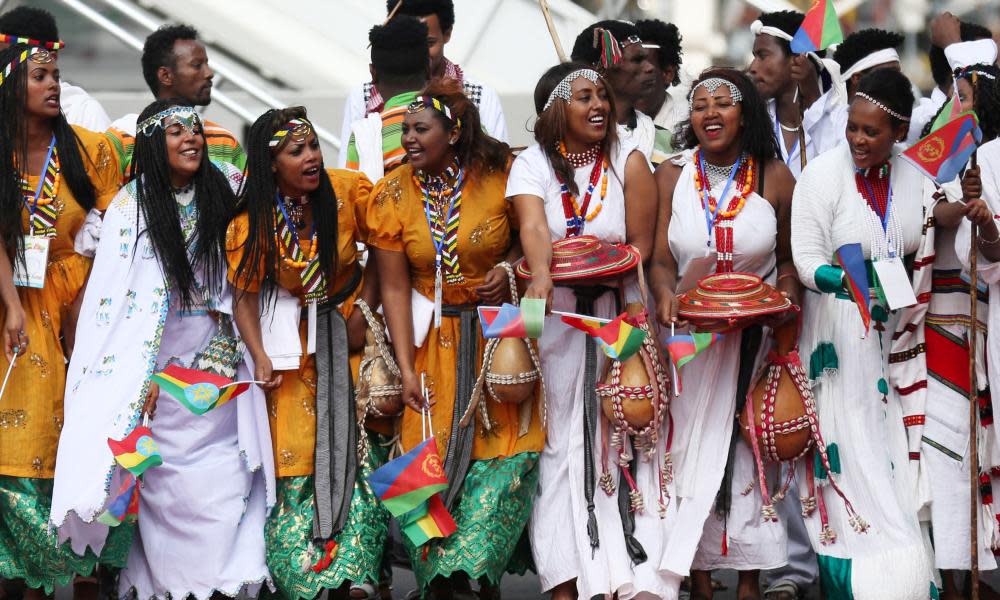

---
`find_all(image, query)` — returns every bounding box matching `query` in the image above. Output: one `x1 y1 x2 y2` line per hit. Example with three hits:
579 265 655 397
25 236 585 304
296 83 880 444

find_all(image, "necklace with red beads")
693 149 755 273
557 141 608 236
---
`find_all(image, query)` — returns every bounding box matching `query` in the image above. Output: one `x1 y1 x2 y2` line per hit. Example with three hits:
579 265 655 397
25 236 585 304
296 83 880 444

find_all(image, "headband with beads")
542 68 601 112
269 118 313 150
853 92 910 122
137 105 203 137
0 34 65 50
591 27 642 70
407 96 461 128
957 66 998 82
0 46 54 88
688 77 743 111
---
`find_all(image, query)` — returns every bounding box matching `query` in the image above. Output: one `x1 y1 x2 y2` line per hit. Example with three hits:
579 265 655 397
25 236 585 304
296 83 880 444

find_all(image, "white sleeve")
505 149 549 200
336 85 366 168
791 155 840 291
958 142 1000 282
478 85 509 144
60 83 111 132
945 39 998 71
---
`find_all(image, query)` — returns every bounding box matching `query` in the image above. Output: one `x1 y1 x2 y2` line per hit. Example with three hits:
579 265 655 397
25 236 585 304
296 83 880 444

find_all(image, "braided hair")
233 107 340 303
0 43 98 267
132 99 236 310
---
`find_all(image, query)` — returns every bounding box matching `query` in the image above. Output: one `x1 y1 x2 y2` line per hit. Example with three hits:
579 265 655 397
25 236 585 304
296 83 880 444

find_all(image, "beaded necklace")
560 142 601 168
416 160 466 327
693 149 755 273
274 192 326 299
21 135 60 238
557 141 609 237
853 163 899 259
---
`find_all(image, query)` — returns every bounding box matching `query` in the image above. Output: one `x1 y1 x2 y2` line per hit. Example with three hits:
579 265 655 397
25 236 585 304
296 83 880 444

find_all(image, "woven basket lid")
678 272 792 324
515 235 639 283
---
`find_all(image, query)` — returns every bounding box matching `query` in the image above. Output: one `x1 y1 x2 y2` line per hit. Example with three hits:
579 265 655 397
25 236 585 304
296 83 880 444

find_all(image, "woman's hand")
964 199 996 228
655 287 685 329
253 353 283 391
757 292 798 329
346 309 368 353
523 273 554 314
143 382 159 420
2 303 26 362
475 267 510 305
400 369 428 412
962 166 982 203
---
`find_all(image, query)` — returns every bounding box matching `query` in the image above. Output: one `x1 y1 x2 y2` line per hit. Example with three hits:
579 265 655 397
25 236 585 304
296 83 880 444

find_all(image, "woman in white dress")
790 69 936 598
649 68 797 600
50 99 273 600
507 62 660 600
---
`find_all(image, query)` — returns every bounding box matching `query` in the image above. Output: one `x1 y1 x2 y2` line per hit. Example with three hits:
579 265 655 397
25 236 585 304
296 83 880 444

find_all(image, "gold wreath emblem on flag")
918 136 946 163
422 452 444 478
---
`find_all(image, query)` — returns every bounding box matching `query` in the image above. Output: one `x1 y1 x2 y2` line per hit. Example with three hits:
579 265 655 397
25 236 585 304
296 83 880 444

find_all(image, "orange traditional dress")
0 127 130 591
227 168 388 599
366 162 544 591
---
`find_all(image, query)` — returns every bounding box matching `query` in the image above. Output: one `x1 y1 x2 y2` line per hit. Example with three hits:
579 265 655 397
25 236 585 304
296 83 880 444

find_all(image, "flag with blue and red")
835 243 872 334
901 111 982 185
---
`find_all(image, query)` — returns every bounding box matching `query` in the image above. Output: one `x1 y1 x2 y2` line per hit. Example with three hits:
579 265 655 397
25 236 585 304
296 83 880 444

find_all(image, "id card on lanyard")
16 138 57 288
861 174 916 309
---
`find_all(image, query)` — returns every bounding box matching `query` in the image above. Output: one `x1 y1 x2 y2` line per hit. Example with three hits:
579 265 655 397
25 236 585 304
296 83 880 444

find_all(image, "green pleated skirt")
265 441 391 600
405 452 539 594
0 476 133 594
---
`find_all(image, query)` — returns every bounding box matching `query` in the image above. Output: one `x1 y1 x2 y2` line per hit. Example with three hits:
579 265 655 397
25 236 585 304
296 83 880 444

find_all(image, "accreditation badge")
13 235 49 289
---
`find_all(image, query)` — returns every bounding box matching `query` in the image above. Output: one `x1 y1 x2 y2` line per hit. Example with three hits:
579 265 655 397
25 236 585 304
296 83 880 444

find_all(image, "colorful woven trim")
514 234 639 282
0 46 50 88
678 272 792 324
407 96 460 128
137 106 202 137
0 34 64 50
269 118 313 150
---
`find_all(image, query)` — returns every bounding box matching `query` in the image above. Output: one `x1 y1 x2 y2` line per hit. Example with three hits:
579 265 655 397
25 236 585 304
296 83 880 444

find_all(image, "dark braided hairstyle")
532 61 620 196
679 68 780 165
0 43 98 267
132 99 237 309
233 107 340 303
921 64 1000 143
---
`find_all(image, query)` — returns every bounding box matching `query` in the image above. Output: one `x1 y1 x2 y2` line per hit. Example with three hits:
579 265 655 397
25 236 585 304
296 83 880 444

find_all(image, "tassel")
721 520 729 556
801 495 817 517
599 470 616 496
587 509 600 555
761 503 778 522
620 464 644 514
592 28 623 70
816 483 836 545
310 540 339 573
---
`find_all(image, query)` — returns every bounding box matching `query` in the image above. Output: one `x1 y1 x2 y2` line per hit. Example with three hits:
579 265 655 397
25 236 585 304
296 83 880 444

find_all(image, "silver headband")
542 68 601 112
688 77 743 111
137 106 202 137
854 92 911 122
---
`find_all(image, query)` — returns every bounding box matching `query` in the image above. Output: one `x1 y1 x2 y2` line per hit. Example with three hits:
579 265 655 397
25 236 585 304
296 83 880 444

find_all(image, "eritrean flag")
107 425 162 477
560 310 648 361
97 473 139 527
477 298 545 339
151 364 251 415
399 493 457 546
367 437 449 516
901 110 982 185
835 243 872 335
664 332 724 392
790 0 843 54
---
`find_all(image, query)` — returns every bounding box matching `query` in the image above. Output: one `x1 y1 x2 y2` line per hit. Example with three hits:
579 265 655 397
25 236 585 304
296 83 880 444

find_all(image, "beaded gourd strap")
354 298 400 377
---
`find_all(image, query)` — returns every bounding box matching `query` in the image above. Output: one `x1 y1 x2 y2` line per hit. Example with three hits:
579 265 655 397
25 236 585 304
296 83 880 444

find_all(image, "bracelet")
777 272 798 283
980 227 1000 245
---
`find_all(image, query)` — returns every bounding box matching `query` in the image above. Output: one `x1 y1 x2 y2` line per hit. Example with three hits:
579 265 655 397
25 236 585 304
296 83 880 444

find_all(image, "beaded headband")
269 118 313 149
542 68 601 112
957 66 998 81
688 77 743 111
0 34 65 50
854 92 910 122
137 106 203 137
0 47 53 88
407 96 461 128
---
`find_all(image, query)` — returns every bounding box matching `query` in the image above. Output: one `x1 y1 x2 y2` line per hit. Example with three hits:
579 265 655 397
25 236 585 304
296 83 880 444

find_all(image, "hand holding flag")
107 425 163 477
901 107 982 186
151 364 256 415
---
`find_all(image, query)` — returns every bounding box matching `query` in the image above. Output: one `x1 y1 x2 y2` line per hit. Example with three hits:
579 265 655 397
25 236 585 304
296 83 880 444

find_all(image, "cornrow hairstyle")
679 67 780 166
413 79 510 177
922 64 1000 143
853 68 914 128
387 0 455 34
141 24 199 97
571 19 642 67
132 99 236 310
234 107 340 303
757 11 804 56
833 28 904 73
635 19 683 86
0 6 59 41
929 22 992 90
531 61 621 197
370 15 429 80
0 43 98 267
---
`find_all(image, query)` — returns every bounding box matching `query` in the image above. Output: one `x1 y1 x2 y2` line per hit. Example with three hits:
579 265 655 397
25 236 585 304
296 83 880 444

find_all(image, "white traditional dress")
791 144 934 598
662 151 787 574
50 174 275 600
507 141 681 600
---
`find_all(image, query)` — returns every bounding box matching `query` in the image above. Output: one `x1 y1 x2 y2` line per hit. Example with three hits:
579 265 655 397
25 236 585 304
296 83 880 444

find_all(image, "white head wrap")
748 19 848 110
840 48 900 82
749 20 794 43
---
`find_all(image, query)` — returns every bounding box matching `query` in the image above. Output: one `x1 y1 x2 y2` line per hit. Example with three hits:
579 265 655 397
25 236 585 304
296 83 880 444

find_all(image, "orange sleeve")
365 175 405 252
75 126 122 211
226 212 263 293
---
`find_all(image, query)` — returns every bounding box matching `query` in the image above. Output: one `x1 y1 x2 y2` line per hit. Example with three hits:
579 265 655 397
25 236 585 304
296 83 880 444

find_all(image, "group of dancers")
0 1 999 600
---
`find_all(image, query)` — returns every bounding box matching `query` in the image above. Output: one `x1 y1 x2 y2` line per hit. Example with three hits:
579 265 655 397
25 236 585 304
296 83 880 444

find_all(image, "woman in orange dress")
369 81 545 598
0 43 125 596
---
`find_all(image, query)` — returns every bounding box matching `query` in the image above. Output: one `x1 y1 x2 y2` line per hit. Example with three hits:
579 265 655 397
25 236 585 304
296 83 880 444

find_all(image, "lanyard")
421 177 461 269
773 117 799 168
698 153 742 240
275 192 314 252
24 135 56 234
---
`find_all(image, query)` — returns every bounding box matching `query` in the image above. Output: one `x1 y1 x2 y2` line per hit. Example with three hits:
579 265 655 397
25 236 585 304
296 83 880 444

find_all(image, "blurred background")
15 0 1000 152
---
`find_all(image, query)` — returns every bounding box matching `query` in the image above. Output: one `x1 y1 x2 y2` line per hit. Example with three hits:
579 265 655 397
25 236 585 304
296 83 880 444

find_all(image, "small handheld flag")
97 473 139 526
399 493 458 546
368 437 449 516
790 0 844 54
107 426 163 477
834 243 872 334
664 332 724 393
901 111 982 185
477 298 545 339
151 364 253 415
560 310 648 362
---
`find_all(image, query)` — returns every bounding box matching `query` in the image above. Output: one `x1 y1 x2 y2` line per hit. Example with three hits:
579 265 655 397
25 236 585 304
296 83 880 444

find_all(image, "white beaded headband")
688 77 743 111
542 68 601 112
136 106 202 137
854 92 910 122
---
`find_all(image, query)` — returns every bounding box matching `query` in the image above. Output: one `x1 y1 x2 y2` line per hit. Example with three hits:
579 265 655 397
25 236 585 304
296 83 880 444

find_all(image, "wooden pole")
969 69 981 600
538 0 568 63
383 0 403 25
797 85 807 172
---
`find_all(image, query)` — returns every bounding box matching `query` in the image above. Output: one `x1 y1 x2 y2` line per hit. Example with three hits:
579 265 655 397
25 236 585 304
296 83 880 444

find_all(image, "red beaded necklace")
557 142 609 237
693 150 755 273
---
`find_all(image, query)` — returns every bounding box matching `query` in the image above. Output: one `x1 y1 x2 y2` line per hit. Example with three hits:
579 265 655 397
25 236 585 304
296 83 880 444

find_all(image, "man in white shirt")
635 18 686 165
336 0 507 167
0 6 111 131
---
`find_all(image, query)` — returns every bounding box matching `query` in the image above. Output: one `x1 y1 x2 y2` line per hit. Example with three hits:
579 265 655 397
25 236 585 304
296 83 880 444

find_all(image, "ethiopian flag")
97 473 139 527
368 437 449 516
399 493 457 546
151 364 251 415
107 425 162 477
790 0 843 54
561 310 648 361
